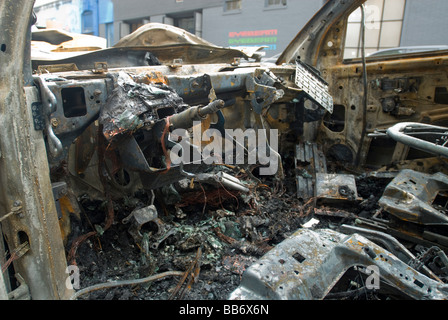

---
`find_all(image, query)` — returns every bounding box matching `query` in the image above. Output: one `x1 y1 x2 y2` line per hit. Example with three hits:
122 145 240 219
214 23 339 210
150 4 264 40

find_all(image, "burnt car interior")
1 0 448 300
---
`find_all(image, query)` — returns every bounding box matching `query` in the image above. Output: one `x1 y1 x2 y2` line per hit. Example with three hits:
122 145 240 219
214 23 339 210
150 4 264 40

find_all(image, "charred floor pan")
62 161 448 300
229 228 448 300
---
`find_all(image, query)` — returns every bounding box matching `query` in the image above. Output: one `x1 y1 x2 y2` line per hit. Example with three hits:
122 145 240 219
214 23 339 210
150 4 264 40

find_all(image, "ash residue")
67 166 396 300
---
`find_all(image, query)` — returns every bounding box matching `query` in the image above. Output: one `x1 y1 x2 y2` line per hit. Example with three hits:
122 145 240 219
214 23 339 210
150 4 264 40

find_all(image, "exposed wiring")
0 205 22 223
0 211 15 224
70 270 184 300
258 114 285 180
1 242 30 274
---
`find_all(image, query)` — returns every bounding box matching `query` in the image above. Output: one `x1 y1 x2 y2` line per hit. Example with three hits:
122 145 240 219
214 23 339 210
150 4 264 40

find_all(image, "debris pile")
66 145 448 299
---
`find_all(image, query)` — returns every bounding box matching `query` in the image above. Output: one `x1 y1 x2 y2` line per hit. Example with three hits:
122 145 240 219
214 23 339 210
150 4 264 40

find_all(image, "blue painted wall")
99 0 114 24
79 0 113 44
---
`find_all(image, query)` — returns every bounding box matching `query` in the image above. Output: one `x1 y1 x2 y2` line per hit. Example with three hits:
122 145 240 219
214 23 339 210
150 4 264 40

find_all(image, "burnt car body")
1 0 448 300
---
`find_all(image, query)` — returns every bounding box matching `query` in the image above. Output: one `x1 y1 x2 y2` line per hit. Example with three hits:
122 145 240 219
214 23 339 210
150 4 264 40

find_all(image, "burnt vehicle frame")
1 0 448 300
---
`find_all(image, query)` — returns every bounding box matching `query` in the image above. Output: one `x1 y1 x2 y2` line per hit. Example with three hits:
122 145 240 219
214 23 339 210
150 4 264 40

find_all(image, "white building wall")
34 0 82 33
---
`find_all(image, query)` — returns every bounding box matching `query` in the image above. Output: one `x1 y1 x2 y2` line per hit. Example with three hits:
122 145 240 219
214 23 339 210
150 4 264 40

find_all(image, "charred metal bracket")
92 61 108 74
410 246 448 281
52 182 67 220
43 77 108 165
117 135 153 173
379 169 448 226
229 228 448 300
33 76 63 159
380 96 415 117
166 74 215 105
340 224 444 282
341 224 416 263
245 72 284 114
140 162 207 191
31 102 44 131
150 227 176 250
169 59 183 69
353 215 448 255
295 142 327 200
315 173 361 203
295 58 333 114
378 77 420 93
0 202 23 223
231 57 242 66
122 204 159 242
209 109 226 137
122 118 202 190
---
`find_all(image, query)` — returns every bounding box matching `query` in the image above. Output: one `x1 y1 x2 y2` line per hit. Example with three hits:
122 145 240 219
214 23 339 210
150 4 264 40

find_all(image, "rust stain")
133 71 168 85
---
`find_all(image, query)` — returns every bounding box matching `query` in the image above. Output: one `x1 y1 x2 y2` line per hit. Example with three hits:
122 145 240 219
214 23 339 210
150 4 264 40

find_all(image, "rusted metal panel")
230 228 448 300
295 142 327 200
315 173 360 202
379 169 448 226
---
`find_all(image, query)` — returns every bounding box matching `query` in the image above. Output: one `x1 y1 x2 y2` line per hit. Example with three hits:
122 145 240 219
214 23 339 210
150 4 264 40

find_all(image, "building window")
175 16 195 35
81 10 94 35
126 19 149 33
266 0 287 7
225 0 242 12
344 0 406 59
105 22 114 47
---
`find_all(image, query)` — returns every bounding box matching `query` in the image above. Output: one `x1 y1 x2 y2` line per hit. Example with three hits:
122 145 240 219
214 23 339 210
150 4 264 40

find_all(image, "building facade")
33 0 115 46
111 0 448 59
111 0 326 57
33 0 448 59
